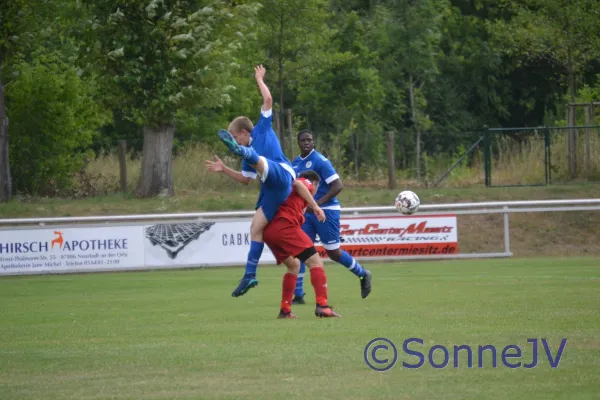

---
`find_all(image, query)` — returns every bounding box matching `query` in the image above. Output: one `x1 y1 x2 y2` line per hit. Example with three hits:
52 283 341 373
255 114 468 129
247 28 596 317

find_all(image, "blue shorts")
255 158 294 222
302 209 341 250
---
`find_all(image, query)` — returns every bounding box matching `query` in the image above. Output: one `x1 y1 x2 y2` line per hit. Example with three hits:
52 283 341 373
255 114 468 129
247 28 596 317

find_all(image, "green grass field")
1 258 599 400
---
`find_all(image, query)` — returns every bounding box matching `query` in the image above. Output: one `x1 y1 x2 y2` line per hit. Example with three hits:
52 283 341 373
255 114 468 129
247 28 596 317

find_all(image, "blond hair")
228 116 254 133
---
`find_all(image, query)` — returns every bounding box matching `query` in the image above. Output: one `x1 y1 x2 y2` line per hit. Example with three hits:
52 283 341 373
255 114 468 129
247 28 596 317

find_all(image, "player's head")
297 129 314 157
228 117 253 146
299 170 320 194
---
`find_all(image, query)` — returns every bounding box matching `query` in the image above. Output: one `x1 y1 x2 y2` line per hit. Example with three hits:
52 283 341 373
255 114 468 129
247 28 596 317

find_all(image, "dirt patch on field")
457 211 600 256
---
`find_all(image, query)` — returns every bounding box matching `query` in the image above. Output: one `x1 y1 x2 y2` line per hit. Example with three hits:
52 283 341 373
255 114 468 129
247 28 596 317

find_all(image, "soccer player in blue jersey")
205 65 296 298
291 129 372 303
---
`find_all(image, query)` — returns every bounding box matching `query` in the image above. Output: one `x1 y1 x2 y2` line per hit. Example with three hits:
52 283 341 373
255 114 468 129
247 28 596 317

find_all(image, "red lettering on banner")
339 221 453 237
316 243 459 258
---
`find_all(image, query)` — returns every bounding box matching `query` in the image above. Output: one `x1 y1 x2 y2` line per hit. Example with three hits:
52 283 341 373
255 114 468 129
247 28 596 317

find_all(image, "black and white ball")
395 190 420 215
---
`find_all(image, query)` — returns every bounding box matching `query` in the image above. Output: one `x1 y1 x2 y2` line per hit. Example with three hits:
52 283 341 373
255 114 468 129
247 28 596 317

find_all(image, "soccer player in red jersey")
263 170 341 319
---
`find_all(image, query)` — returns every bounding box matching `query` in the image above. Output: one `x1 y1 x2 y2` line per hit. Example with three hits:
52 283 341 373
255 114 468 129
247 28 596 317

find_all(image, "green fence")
483 125 600 187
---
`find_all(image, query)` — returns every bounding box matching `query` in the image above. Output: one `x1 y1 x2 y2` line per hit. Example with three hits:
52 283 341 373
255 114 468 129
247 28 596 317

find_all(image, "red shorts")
263 217 314 265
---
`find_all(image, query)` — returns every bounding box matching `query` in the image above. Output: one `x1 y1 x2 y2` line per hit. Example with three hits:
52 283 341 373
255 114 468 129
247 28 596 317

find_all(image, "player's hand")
205 155 224 173
254 65 266 81
313 206 326 223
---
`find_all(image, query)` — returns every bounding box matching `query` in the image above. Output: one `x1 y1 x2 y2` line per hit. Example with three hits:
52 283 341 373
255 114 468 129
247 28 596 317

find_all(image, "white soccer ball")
395 190 420 215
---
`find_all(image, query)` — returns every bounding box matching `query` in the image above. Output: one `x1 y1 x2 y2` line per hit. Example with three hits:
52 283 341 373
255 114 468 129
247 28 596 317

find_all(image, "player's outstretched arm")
254 65 272 111
293 179 326 222
205 155 252 185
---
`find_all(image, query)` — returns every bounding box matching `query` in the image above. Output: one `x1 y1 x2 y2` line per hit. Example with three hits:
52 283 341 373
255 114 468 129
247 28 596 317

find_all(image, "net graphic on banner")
0 213 462 276
145 222 215 259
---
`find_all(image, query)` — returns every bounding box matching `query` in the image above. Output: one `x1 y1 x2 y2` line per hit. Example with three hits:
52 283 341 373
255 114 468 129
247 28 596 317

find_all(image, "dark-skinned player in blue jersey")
291 129 372 304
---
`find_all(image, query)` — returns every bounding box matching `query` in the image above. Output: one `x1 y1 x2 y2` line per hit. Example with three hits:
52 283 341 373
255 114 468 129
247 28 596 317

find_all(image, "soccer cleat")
315 304 341 318
277 310 297 319
231 275 258 297
292 295 306 305
218 129 244 156
360 269 372 299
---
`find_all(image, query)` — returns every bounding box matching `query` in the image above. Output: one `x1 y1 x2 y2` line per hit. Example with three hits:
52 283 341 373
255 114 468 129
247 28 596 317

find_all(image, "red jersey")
273 178 314 226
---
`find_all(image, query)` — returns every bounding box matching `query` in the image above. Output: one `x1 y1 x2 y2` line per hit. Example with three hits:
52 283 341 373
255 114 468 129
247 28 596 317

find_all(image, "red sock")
281 273 297 313
309 266 328 307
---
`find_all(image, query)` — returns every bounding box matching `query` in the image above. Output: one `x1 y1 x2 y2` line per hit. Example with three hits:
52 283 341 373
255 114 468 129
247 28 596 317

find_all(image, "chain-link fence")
483 126 600 187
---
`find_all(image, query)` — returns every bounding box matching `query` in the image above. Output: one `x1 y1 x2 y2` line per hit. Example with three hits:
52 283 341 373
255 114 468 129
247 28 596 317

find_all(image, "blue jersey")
292 150 340 210
241 109 292 180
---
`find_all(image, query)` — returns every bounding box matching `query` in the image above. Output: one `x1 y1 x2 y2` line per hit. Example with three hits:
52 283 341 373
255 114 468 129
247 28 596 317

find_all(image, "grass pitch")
1 257 599 400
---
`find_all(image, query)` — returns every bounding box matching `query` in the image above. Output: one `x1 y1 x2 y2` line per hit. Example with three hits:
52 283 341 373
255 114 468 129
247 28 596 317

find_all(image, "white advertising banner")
143 220 276 267
339 215 458 243
0 226 145 275
0 213 460 276
319 214 459 258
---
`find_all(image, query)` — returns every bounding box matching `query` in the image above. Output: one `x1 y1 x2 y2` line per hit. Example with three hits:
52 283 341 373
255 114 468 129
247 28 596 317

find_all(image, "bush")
6 57 109 195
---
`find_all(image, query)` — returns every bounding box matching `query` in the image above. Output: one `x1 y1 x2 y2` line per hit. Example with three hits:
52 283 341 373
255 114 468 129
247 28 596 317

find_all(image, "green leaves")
488 0 600 99
81 0 260 127
6 57 109 195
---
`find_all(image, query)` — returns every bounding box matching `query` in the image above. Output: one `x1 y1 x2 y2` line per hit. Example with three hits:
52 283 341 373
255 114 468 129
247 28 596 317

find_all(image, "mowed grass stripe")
1 257 599 400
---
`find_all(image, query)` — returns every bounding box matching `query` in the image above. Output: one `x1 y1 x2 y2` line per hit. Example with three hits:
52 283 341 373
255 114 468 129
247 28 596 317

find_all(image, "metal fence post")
503 205 511 255
484 127 491 187
544 127 550 185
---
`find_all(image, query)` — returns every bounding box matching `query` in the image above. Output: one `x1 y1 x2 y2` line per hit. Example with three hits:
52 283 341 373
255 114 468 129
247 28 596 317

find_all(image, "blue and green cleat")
218 129 244 157
231 275 259 297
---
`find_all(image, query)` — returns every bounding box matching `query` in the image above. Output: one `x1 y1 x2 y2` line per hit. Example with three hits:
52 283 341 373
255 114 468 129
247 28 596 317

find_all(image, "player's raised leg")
218 129 261 163
216 133 276 183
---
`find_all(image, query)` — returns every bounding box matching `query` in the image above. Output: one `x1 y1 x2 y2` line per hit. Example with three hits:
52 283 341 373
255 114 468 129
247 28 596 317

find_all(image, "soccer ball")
395 190 420 215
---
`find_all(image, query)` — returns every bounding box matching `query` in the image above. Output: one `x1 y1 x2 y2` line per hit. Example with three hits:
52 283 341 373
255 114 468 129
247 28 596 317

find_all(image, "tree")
488 0 600 103
488 0 600 178
1 0 91 200
257 0 335 151
296 11 384 176
0 76 8 202
82 0 259 197
0 0 33 201
367 0 449 178
6 56 108 195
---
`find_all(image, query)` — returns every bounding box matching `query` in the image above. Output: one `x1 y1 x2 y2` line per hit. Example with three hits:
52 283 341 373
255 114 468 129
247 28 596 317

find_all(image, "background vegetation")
2 0 600 199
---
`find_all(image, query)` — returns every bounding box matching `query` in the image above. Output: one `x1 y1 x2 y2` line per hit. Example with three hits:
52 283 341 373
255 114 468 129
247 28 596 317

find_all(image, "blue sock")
240 146 260 165
294 262 306 297
244 241 264 277
338 250 366 278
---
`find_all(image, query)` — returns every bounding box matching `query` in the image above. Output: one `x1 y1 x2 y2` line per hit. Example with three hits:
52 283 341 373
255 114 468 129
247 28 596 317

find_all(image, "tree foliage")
6 57 109 195
3 0 600 196
488 0 600 101
83 0 260 127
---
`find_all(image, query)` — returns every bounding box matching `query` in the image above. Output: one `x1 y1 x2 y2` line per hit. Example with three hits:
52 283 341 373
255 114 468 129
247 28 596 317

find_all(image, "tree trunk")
354 132 359 178
408 75 421 180
566 46 577 179
135 124 175 198
286 108 294 159
0 81 12 202
278 64 285 145
277 12 285 146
